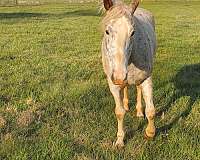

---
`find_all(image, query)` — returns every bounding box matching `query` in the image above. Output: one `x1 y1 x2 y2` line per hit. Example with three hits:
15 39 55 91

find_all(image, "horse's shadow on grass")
156 63 200 135
78 64 200 145
125 63 200 142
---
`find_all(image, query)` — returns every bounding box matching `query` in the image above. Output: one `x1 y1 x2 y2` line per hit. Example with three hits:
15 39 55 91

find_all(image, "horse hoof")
144 130 155 140
124 104 129 112
113 140 125 149
136 112 144 118
125 107 129 112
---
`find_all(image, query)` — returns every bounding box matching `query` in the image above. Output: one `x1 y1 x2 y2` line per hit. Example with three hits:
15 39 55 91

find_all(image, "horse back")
134 8 156 55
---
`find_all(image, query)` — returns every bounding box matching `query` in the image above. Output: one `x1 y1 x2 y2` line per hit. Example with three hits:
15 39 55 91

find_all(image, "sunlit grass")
0 1 200 159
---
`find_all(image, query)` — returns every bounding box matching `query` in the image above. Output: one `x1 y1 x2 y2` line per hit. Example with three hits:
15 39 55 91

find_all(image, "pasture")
0 1 200 159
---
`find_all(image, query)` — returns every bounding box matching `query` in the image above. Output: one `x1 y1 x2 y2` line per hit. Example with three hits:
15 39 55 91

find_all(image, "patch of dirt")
5 105 17 114
26 97 35 106
74 136 85 145
16 110 35 127
16 98 46 127
75 154 93 160
4 133 12 141
100 139 113 149
0 115 6 128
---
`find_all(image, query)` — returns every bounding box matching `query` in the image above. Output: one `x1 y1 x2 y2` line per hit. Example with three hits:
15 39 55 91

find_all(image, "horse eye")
130 31 135 37
105 30 109 35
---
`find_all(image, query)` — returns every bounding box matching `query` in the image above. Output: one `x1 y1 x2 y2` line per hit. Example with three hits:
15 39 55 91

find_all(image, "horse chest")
127 63 149 85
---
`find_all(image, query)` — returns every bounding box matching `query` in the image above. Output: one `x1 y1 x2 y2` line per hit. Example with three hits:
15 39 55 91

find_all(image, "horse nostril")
111 72 128 84
111 73 114 82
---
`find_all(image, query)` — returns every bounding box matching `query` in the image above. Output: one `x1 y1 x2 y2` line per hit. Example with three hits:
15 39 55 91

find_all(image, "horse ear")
131 0 139 14
103 0 113 10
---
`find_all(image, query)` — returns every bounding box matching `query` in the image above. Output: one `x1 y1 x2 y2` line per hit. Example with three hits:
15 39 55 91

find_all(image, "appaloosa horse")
101 0 157 147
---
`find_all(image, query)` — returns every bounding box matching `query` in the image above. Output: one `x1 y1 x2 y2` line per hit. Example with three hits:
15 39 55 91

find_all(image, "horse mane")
100 3 132 31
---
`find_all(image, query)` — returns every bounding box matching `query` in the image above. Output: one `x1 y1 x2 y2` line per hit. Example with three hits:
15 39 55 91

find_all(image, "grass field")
0 1 200 159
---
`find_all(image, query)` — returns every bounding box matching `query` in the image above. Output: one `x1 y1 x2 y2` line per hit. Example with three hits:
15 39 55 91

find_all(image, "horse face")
103 16 135 85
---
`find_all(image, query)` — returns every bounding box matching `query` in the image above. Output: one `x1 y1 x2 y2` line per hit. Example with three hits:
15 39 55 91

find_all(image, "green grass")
0 1 200 159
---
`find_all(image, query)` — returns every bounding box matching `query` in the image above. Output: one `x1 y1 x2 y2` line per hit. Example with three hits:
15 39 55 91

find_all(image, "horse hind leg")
141 77 156 138
136 85 144 117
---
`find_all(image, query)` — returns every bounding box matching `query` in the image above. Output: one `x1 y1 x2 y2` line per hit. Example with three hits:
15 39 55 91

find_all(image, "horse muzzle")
111 73 128 88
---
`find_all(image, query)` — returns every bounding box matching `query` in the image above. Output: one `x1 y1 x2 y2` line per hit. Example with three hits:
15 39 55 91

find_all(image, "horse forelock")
100 4 132 32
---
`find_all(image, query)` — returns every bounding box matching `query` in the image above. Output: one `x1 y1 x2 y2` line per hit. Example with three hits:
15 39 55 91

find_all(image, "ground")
0 1 200 159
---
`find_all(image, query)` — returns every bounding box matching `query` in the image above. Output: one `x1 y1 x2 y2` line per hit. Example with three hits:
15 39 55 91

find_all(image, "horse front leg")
141 77 156 138
108 80 126 148
123 86 129 111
